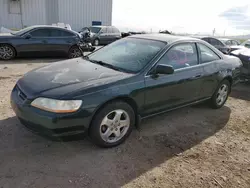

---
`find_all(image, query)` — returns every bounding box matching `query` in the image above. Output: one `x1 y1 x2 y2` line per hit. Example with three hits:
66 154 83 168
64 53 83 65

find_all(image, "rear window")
89 27 102 33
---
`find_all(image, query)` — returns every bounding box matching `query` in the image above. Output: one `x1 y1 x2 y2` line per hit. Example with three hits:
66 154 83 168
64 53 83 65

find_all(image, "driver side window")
157 43 198 70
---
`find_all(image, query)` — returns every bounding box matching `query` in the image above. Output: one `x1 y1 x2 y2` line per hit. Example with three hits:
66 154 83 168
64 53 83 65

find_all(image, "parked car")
218 38 240 46
230 48 250 79
228 39 250 52
0 25 84 60
192 36 231 54
82 26 121 46
11 34 242 148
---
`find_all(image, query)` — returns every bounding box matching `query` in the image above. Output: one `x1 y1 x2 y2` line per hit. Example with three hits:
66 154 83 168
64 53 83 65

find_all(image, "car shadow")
230 82 250 101
0 105 231 188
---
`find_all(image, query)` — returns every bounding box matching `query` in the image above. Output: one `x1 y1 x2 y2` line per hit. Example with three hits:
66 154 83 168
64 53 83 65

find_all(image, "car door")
99 27 109 45
48 29 78 56
17 28 51 56
196 42 223 98
143 42 204 116
111 27 121 43
105 27 116 44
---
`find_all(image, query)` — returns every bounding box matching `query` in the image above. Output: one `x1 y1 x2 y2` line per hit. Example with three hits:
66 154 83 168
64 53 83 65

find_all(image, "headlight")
31 98 82 113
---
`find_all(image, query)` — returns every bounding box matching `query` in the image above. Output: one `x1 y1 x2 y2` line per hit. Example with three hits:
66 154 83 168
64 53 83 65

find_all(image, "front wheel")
210 80 231 109
89 101 135 148
68 46 82 58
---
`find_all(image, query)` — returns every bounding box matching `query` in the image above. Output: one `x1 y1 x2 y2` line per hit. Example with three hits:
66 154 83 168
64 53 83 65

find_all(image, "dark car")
230 48 250 79
11 34 242 148
218 38 240 46
86 26 121 46
0 25 84 60
192 36 231 54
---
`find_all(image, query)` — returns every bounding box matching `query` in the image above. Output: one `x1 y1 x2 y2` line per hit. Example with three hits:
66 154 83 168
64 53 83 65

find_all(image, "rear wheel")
68 46 82 58
210 80 230 109
89 101 135 148
0 44 16 60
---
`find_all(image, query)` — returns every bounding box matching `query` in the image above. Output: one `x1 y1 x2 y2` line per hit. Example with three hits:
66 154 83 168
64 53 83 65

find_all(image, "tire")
89 101 135 148
93 39 100 46
68 46 82 59
210 79 231 109
0 44 16 60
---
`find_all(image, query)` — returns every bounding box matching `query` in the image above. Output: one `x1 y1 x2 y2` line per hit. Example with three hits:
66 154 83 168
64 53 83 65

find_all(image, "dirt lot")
0 59 249 188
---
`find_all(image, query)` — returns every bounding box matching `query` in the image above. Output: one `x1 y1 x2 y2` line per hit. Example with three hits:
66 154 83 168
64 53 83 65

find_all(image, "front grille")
16 86 27 101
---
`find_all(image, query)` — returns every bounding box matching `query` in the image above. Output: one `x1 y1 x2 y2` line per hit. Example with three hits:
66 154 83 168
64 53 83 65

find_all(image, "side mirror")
25 34 32 39
155 64 174 75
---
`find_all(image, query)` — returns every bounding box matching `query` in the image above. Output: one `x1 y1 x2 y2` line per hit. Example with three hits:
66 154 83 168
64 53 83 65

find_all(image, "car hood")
0 33 16 38
231 48 250 56
17 58 133 98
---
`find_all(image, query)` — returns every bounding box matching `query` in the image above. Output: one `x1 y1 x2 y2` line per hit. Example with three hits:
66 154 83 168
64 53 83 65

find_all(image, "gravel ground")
0 58 249 188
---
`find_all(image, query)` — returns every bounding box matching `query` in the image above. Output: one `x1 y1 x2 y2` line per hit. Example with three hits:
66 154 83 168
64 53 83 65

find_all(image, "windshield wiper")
88 59 124 72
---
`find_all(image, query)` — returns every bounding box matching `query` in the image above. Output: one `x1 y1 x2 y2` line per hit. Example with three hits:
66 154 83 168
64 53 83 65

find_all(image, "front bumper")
10 85 93 138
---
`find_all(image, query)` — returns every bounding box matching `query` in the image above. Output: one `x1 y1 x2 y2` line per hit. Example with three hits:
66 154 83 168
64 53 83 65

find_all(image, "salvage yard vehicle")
218 38 240 46
11 34 242 148
228 39 250 53
0 25 84 60
192 36 231 54
83 26 122 46
230 48 250 80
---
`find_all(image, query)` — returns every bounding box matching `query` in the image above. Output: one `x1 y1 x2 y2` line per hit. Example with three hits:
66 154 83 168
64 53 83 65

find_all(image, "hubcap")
216 84 228 106
100 109 130 143
70 48 82 58
94 40 99 46
0 46 14 60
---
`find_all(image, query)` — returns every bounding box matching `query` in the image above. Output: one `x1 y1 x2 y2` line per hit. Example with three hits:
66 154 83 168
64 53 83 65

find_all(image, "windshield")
87 38 166 73
11 26 34 36
89 27 102 33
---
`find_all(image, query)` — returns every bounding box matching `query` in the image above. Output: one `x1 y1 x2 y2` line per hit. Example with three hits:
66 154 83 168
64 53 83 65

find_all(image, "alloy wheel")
94 39 99 46
99 109 130 143
70 48 82 58
0 45 14 60
216 84 228 106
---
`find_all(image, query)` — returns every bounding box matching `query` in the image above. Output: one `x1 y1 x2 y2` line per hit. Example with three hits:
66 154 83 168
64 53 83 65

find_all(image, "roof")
27 25 69 29
24 25 79 34
128 33 202 43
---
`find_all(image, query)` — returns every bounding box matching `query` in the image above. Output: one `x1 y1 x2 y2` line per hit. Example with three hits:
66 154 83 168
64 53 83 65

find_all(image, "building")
0 0 113 31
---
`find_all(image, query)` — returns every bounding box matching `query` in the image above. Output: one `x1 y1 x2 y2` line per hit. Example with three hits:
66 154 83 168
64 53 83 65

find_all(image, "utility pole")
212 28 216 36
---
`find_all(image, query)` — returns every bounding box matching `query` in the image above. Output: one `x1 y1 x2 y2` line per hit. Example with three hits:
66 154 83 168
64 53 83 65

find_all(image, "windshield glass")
87 38 166 73
89 27 102 33
11 26 34 36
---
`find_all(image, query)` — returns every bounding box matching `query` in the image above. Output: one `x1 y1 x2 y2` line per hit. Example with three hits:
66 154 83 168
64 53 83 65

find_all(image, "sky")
112 0 250 36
